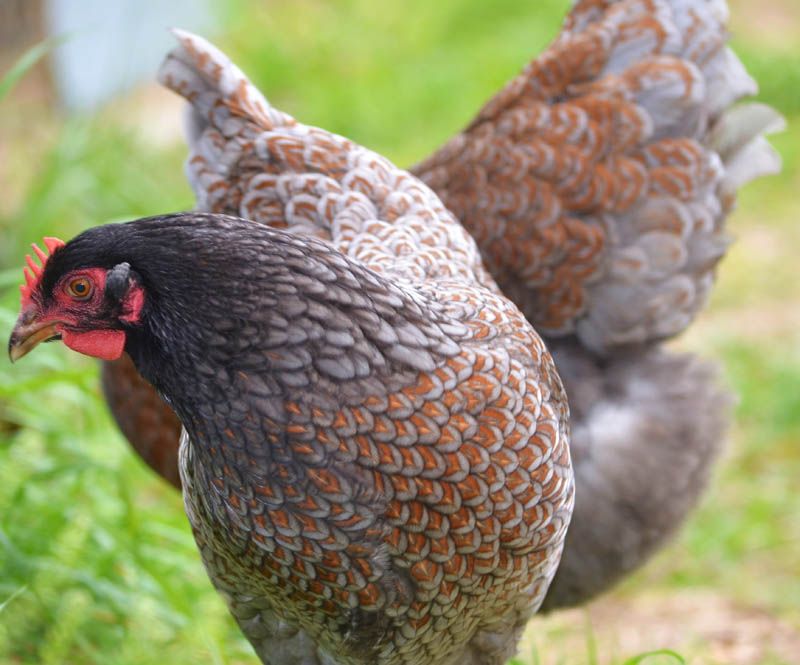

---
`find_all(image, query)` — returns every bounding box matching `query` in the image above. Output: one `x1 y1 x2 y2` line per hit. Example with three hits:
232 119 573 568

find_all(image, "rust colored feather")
102 355 182 489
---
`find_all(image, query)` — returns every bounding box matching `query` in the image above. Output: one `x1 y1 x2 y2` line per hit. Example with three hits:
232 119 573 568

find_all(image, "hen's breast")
180 347 571 663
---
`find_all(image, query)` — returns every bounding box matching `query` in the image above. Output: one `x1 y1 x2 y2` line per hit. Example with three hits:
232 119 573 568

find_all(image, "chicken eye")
66 277 93 300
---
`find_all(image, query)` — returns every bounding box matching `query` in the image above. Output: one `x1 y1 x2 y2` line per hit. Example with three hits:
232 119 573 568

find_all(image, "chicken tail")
157 29 297 213
711 102 786 209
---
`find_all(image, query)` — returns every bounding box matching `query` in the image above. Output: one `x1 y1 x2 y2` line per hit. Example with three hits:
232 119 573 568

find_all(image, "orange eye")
66 277 93 300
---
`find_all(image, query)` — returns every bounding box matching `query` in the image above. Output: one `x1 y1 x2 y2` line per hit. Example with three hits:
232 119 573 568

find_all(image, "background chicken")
100 0 781 613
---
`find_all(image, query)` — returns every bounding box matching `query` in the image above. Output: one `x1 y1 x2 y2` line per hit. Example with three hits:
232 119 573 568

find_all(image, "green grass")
1 1 798 663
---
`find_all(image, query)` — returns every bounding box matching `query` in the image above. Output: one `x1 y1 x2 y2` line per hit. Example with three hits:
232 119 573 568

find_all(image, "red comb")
20 236 66 306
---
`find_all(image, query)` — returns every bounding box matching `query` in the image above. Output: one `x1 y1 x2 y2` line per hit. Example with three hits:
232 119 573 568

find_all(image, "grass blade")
0 36 65 102
0 585 28 615
622 650 687 665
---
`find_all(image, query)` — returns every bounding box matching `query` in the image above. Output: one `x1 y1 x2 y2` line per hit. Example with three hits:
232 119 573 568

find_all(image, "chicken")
99 0 781 612
8 139 575 665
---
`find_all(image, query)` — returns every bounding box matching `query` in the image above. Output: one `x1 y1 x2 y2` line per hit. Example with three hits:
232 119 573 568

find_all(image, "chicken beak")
7 309 61 363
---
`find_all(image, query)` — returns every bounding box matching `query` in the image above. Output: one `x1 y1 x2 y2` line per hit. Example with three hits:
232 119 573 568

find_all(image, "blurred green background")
0 1 798 664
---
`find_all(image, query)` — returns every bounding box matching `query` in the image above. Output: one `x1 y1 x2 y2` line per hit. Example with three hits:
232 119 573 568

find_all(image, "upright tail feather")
158 28 296 215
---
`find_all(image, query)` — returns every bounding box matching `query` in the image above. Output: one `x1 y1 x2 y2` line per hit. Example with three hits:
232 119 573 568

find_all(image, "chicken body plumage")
161 216 573 665
141 40 583 653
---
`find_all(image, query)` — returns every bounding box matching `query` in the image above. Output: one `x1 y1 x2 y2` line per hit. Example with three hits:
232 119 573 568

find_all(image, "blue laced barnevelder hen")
8 0 781 663
8 107 574 665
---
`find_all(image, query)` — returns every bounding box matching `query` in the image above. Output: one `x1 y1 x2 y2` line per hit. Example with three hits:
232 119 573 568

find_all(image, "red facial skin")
26 267 145 361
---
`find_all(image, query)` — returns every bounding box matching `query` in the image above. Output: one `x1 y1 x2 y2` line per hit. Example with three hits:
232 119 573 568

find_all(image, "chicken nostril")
18 307 37 326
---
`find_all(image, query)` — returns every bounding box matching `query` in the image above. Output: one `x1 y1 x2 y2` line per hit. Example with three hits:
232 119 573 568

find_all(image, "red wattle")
61 329 126 361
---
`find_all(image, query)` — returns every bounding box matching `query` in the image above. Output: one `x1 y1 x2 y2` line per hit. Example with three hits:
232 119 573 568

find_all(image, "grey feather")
540 338 731 611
